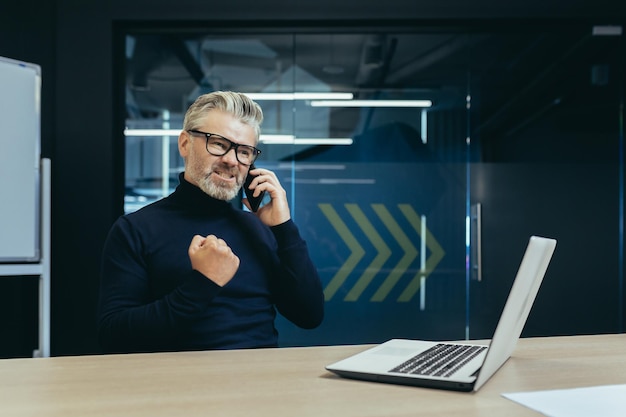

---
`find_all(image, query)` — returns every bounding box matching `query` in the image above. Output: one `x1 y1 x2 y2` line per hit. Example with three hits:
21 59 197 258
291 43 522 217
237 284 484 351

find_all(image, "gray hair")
182 91 264 140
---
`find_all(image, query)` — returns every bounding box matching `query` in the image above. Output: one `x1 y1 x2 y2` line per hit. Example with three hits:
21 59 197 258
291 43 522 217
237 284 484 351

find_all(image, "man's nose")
221 147 239 164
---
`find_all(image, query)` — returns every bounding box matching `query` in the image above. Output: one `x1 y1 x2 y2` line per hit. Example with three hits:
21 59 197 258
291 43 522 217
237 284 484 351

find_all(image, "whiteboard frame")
0 55 50 357
0 56 41 262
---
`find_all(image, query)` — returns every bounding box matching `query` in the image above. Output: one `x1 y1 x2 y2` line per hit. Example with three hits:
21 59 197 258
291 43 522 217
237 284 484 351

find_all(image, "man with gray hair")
98 91 324 353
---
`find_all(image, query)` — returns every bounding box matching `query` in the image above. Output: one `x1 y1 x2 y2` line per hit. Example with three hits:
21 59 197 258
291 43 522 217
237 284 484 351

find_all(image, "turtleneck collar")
168 172 237 215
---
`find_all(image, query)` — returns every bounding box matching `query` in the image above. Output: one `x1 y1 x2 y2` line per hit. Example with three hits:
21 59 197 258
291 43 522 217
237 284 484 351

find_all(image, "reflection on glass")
123 26 623 345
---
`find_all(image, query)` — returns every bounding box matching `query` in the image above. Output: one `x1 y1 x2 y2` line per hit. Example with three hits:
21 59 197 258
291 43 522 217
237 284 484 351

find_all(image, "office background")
0 0 625 357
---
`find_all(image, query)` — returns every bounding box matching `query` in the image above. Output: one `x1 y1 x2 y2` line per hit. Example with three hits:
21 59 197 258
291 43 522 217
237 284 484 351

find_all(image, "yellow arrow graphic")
370 204 418 302
396 204 445 302
318 204 365 301
344 204 391 301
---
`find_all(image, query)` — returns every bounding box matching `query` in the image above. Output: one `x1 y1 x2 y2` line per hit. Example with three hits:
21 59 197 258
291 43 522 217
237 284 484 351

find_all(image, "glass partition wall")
120 23 624 346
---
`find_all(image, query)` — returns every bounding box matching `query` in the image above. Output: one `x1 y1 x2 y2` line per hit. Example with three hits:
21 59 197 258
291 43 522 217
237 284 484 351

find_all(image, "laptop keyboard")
389 344 487 377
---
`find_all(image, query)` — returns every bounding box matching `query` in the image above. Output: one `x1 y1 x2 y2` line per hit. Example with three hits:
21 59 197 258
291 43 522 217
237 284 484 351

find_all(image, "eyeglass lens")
206 135 257 165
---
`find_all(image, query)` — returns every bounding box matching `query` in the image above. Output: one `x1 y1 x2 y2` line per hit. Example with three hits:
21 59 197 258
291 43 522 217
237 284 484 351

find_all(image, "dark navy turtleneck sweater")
97 174 324 353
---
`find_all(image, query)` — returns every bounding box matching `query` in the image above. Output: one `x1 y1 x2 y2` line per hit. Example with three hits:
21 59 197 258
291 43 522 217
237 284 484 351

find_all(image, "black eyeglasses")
187 130 261 166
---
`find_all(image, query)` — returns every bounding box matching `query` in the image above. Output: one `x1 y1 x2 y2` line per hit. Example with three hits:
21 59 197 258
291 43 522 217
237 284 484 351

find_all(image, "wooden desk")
1 334 625 416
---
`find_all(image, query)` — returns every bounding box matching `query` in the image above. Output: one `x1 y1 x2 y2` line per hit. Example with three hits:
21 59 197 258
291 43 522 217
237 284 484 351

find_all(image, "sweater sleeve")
269 220 325 329
97 217 222 353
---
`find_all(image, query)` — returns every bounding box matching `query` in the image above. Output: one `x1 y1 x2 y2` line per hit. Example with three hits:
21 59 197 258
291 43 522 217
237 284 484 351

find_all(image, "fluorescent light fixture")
310 99 432 108
260 135 353 145
295 178 376 185
292 138 353 145
421 110 428 144
245 92 354 100
592 25 622 36
125 128 181 136
258 135 295 144
277 163 346 170
124 129 352 145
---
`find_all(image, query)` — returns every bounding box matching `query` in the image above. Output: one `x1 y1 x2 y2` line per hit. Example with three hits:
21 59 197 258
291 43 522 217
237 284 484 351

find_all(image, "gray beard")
198 175 241 201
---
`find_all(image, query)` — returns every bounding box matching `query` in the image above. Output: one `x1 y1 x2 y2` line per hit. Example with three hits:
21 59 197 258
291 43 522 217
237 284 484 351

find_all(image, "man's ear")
178 131 190 157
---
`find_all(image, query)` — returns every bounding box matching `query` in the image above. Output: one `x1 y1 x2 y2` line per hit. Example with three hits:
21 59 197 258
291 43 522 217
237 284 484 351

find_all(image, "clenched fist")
188 234 240 286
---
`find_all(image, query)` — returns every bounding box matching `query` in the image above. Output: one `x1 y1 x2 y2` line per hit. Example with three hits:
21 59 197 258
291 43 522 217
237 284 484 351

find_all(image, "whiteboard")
0 56 41 262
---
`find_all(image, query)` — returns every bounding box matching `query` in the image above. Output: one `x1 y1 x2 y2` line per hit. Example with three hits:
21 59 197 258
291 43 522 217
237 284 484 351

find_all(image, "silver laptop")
326 235 557 392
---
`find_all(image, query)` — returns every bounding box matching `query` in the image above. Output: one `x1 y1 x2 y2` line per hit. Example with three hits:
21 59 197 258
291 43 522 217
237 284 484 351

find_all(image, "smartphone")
243 164 265 212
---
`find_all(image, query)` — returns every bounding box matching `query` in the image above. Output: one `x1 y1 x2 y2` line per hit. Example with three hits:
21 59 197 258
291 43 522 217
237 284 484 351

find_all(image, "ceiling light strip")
124 129 181 136
260 137 353 145
245 92 354 100
310 99 432 108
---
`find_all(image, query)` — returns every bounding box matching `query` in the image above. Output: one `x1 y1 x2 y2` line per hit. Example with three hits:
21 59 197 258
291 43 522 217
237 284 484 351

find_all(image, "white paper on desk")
503 384 626 417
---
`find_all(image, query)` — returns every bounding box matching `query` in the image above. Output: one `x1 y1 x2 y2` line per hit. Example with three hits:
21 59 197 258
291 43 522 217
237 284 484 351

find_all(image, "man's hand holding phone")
243 165 291 226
